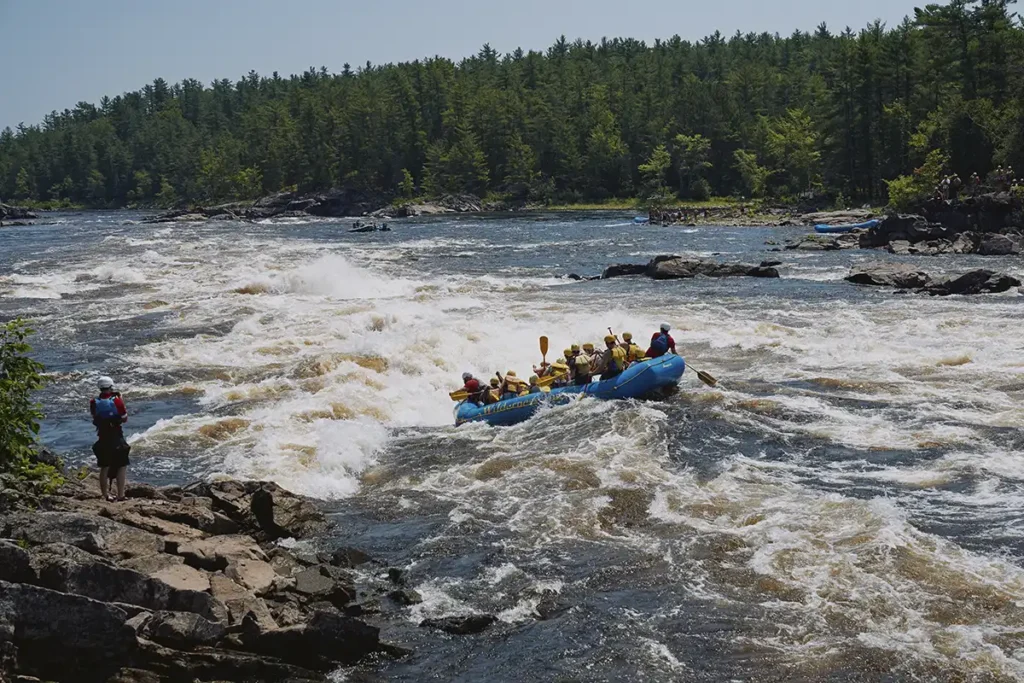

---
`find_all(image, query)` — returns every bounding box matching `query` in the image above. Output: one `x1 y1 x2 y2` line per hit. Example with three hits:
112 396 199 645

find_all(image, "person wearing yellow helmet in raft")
500 371 530 400
566 344 581 383
595 334 628 380
619 332 646 366
528 374 551 394
548 351 572 387
483 377 501 405
573 345 593 386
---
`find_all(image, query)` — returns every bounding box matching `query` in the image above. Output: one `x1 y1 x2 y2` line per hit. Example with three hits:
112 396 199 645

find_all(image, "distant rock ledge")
141 190 490 223
600 255 781 280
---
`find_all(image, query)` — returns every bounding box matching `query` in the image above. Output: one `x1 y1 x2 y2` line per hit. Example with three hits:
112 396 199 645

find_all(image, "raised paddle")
540 336 549 365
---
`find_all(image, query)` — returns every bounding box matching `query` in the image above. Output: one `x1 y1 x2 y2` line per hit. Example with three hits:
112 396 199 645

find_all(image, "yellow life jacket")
574 353 592 374
625 343 644 363
608 346 627 372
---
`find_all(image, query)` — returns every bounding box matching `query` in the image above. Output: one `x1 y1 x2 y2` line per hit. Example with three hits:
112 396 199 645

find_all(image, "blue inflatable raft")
633 216 651 224
454 355 686 427
813 219 880 234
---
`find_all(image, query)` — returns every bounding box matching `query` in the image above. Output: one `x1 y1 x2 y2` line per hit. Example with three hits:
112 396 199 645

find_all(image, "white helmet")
462 372 473 381
660 322 671 332
97 376 114 390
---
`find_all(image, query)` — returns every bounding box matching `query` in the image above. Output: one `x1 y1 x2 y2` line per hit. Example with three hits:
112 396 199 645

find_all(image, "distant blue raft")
813 219 880 234
454 355 686 427
633 216 651 224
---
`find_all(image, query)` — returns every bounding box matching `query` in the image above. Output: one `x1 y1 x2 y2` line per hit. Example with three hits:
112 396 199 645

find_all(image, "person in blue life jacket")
89 376 130 502
646 322 677 359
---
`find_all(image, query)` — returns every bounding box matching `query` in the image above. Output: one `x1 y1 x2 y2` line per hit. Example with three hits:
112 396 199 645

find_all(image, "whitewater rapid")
3 211 1024 680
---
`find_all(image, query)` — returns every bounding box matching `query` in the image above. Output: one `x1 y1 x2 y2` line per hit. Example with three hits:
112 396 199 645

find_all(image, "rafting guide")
89 375 130 502
449 324 717 427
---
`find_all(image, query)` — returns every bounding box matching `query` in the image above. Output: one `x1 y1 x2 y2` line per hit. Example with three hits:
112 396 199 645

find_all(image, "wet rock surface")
846 262 1021 295
601 255 780 280
0 474 404 682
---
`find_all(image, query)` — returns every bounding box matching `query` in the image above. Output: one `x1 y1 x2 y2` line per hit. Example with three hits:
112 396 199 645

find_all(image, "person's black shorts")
93 436 130 469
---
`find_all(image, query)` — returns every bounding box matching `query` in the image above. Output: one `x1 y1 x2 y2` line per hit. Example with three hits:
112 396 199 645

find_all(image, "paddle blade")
540 336 549 358
449 390 469 402
696 370 718 387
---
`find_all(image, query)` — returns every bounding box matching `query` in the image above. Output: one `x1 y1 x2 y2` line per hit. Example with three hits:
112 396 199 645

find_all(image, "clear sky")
0 0 922 130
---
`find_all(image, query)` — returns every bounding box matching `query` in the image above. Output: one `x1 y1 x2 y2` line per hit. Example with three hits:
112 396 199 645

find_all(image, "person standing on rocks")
89 376 130 502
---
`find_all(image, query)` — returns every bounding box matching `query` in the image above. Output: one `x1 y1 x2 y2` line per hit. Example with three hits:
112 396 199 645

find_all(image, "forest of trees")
1 0 1022 209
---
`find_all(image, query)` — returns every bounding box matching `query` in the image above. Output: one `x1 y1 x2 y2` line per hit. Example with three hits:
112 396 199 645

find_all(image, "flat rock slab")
225 558 277 595
2 511 164 559
152 563 211 593
176 534 267 571
209 574 278 631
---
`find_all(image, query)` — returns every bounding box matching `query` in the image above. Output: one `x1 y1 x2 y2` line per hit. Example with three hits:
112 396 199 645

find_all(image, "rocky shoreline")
0 203 39 227
0 466 429 682
784 193 1023 256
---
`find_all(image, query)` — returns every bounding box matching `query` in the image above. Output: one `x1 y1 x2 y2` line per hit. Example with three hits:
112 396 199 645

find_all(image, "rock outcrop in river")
0 203 38 225
0 470 409 682
602 255 780 280
143 190 490 223
846 262 1021 295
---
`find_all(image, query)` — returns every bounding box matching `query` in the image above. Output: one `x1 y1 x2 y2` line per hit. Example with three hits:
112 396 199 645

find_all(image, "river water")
2 211 1024 680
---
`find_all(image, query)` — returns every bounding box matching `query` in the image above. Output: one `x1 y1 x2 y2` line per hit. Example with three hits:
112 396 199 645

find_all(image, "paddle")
449 389 469 402
540 336 549 365
688 366 718 387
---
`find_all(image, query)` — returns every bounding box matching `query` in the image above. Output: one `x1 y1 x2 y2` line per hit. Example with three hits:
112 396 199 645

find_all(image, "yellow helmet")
604 334 616 344
622 332 633 341
529 375 539 383
571 344 580 352
552 361 568 370
583 342 595 351
506 370 516 377
490 377 500 386
563 348 572 357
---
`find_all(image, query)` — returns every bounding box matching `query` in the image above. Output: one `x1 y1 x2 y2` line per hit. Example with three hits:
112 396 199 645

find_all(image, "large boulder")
249 610 384 669
420 614 497 635
208 574 277 631
926 270 1021 296
30 543 225 623
1 511 164 559
845 263 933 289
0 580 136 680
176 534 267 572
645 257 779 280
601 263 647 279
0 204 38 221
133 636 326 682
978 234 1021 256
189 481 327 541
0 541 34 584
133 610 226 650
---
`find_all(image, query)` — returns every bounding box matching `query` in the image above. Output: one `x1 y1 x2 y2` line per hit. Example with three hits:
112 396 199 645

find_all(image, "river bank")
0 461 423 682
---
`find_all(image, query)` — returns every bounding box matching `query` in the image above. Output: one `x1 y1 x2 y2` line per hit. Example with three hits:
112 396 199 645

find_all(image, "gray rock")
209 574 278 631
601 263 648 279
845 263 933 290
29 542 226 623
2 511 164 559
0 204 39 221
250 610 384 668
887 240 912 255
135 610 226 649
328 547 372 569
0 541 35 584
134 636 326 682
291 566 355 607
0 580 136 679
420 614 497 635
645 257 780 280
978 234 1021 256
388 589 423 606
926 270 1022 296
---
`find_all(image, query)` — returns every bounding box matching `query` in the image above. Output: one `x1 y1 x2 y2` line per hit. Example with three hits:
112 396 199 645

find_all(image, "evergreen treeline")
2 0 1022 208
